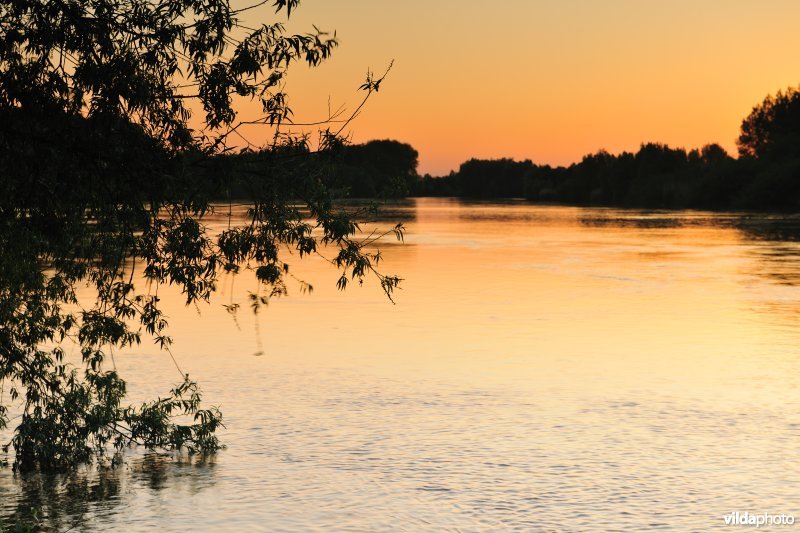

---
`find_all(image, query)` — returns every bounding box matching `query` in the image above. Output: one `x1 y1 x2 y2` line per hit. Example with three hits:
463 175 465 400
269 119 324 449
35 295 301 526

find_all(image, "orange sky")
230 0 800 175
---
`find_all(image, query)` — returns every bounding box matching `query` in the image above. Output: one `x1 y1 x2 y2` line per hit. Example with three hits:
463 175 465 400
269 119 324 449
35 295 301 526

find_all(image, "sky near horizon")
231 0 800 175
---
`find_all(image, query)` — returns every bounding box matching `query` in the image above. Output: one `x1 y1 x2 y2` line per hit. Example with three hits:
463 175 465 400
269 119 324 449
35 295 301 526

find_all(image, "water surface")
3 198 800 531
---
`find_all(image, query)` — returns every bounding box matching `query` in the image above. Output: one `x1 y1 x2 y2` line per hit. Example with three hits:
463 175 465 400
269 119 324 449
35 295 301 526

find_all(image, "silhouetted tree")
738 86 800 160
419 90 800 211
0 0 401 471
337 140 419 197
455 158 531 197
735 86 800 208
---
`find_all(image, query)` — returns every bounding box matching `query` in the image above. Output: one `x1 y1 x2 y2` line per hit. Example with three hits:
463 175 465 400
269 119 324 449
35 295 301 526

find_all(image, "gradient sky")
231 0 800 175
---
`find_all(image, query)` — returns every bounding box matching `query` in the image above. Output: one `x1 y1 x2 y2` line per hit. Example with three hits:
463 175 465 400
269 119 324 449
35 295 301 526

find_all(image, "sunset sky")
234 0 800 175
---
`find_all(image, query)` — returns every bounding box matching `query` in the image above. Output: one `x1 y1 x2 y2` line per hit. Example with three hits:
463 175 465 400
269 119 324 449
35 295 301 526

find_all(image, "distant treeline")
414 144 757 209
213 86 800 210
415 86 800 210
211 139 420 200
329 139 419 198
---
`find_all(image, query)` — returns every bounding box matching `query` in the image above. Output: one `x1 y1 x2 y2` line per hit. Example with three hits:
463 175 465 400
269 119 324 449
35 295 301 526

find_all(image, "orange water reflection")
5 199 800 530
129 200 800 406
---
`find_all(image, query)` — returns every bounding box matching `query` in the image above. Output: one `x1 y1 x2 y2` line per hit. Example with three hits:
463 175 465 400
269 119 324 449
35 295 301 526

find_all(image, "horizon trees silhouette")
413 86 800 210
738 87 800 161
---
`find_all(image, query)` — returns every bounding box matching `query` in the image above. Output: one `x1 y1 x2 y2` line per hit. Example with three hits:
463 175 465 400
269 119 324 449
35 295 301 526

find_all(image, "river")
2 198 800 531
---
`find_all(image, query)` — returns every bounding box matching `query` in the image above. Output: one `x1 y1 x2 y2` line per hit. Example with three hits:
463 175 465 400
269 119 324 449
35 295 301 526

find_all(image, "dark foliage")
217 139 419 200
413 86 800 211
738 86 800 161
334 140 419 198
0 0 401 472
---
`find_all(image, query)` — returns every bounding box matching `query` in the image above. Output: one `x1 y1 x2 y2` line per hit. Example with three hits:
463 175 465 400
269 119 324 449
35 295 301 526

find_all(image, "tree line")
207 86 800 211
211 139 420 200
413 87 800 210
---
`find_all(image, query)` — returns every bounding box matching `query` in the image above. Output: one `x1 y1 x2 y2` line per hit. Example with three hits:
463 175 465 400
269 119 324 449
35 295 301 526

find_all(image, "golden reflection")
6 199 800 530
106 199 800 414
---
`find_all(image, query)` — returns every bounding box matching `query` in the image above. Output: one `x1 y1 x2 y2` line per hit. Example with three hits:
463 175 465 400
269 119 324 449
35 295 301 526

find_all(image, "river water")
2 198 800 531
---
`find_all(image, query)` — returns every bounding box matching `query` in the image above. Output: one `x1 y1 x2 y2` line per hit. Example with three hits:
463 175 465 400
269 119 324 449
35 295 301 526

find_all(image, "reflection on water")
1 454 215 531
579 213 687 229
3 198 800 531
737 214 800 242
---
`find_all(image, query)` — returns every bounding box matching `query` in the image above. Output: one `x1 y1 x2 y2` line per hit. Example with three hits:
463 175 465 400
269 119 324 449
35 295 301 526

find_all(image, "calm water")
3 198 800 531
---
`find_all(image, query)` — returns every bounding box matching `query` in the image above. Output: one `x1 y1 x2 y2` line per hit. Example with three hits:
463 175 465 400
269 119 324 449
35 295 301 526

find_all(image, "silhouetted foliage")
412 87 800 210
738 87 800 161
336 140 419 198
218 139 419 199
192 87 800 211
456 159 531 198
0 0 401 472
416 171 459 197
413 143 745 209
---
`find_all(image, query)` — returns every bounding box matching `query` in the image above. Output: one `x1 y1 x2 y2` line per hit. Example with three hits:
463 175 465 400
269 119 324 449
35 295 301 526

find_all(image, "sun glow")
229 0 800 174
